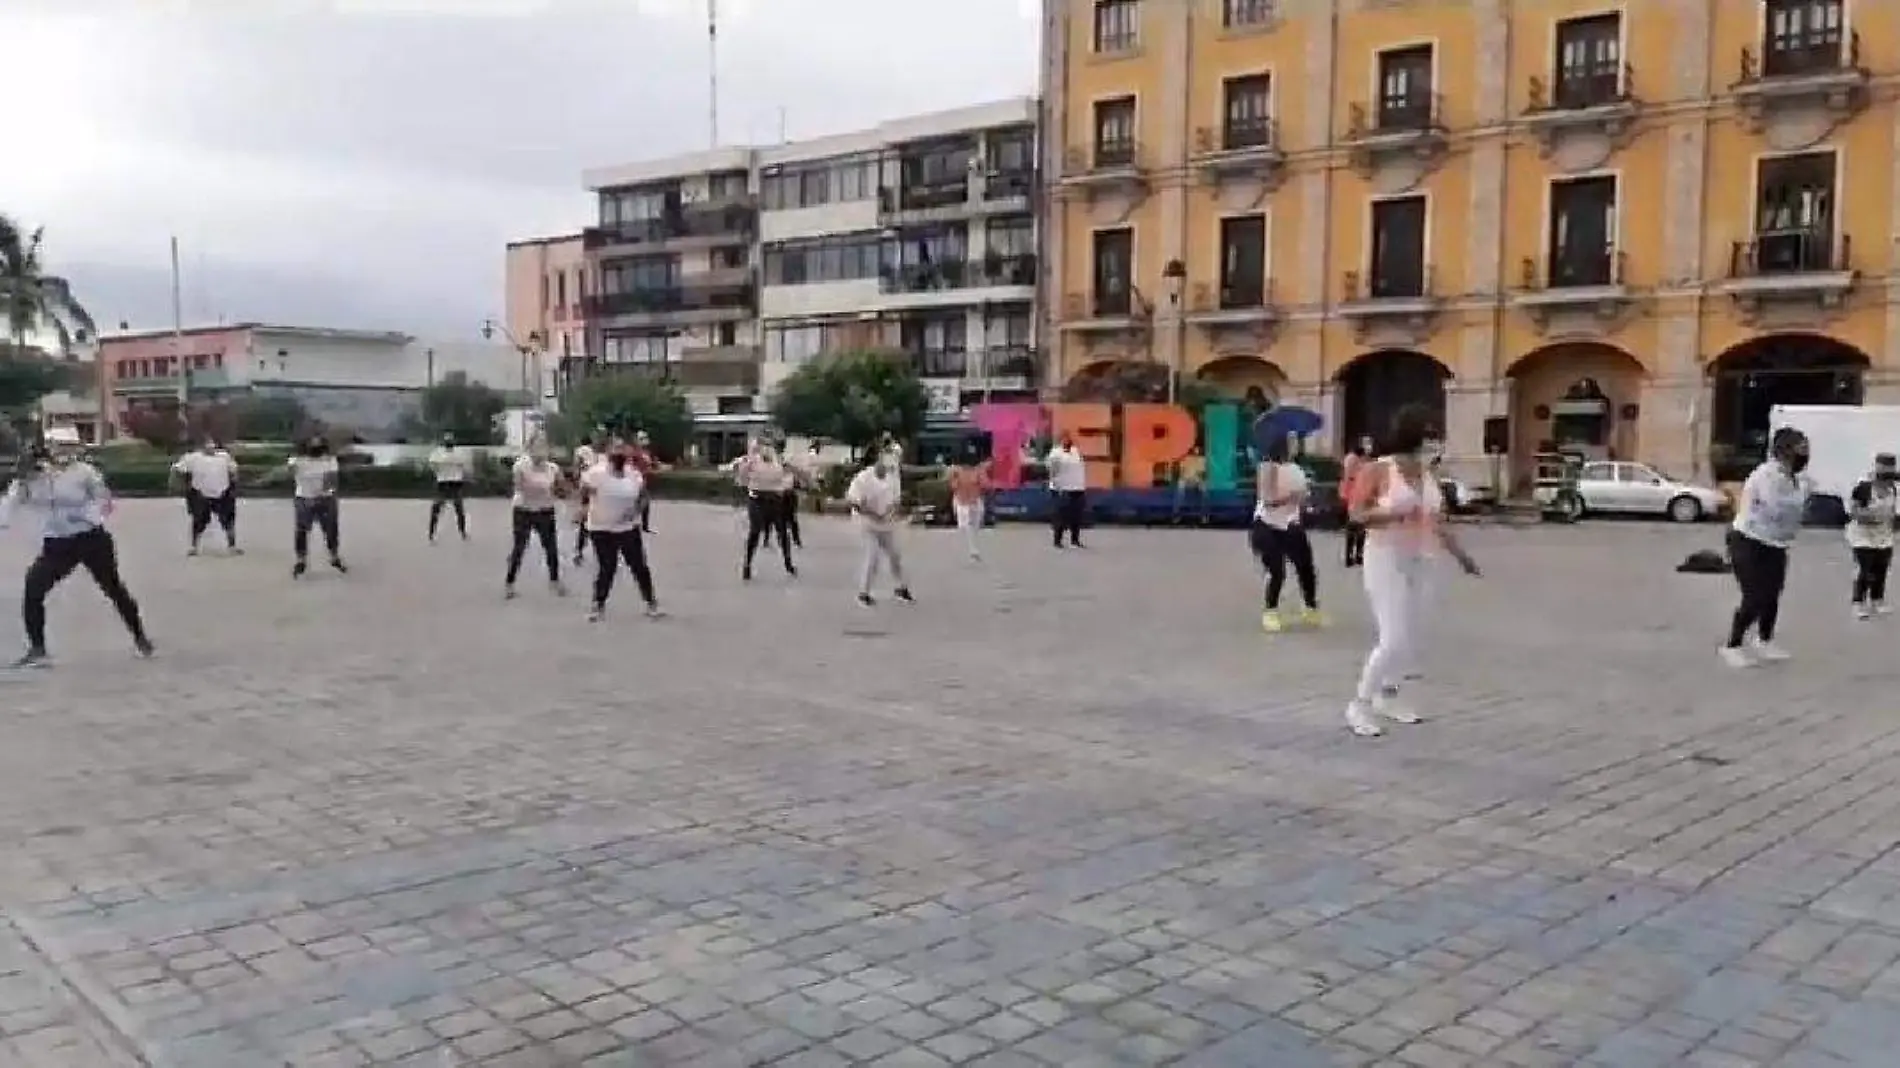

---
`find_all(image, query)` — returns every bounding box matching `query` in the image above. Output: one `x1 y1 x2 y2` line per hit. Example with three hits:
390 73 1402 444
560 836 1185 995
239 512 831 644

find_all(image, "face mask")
1421 439 1444 462
1785 453 1809 473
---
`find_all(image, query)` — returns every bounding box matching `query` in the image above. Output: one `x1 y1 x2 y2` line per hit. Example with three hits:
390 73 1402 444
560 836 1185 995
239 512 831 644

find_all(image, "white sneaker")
1855 603 1873 621
1373 692 1422 725
1750 641 1792 663
1875 602 1892 617
1719 646 1754 669
1345 702 1384 737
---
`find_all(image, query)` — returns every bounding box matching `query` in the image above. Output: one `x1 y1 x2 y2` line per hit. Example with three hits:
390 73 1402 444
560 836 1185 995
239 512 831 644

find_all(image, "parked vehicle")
1542 460 1728 522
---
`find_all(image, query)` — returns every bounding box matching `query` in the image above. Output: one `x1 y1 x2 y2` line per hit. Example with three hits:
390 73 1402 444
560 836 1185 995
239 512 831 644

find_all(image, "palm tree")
1 214 97 356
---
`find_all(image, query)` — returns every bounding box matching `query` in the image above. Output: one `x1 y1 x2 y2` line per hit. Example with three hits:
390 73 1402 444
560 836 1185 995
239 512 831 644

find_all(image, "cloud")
1 0 1036 335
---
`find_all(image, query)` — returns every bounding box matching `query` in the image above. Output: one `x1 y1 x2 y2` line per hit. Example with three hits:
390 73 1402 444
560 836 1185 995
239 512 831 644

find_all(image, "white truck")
1768 404 1900 525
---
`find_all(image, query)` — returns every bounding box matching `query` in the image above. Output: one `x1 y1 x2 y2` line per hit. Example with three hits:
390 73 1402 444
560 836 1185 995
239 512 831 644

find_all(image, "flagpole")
171 237 187 408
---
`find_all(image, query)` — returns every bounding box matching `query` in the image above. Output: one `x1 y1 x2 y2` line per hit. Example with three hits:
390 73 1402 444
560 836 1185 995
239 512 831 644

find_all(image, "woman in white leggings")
1343 407 1482 738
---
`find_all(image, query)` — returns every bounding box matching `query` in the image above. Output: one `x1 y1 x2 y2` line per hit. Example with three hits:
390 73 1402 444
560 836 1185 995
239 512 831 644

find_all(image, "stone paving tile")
1 500 1899 1065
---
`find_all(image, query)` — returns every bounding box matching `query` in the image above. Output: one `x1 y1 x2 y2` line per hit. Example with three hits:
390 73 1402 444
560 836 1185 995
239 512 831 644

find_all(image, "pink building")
95 326 250 436
504 234 589 384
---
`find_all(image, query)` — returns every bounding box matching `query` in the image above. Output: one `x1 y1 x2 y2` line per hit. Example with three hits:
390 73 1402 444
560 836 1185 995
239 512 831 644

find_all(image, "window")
540 274 549 311
556 271 567 307
1092 0 1138 53
1091 228 1133 315
765 321 862 364
1554 14 1622 109
1580 461 1615 482
709 171 748 198
1223 0 1273 29
1093 96 1137 167
600 256 679 294
760 155 878 210
715 321 738 346
1221 74 1273 150
1218 215 1267 308
1548 176 1617 287
762 233 883 286
987 128 1035 174
601 332 673 365
600 187 674 226
888 225 969 272
985 309 1033 348
1753 152 1837 272
1763 0 1845 77
986 217 1035 258
904 140 975 187
1369 196 1427 298
1376 45 1435 130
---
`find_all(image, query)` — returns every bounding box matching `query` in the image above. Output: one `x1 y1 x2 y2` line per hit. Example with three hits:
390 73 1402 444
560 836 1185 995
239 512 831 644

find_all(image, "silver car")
1549 460 1729 523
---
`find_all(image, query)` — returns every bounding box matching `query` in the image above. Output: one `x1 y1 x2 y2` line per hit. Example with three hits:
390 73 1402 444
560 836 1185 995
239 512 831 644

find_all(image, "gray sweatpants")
858 527 907 595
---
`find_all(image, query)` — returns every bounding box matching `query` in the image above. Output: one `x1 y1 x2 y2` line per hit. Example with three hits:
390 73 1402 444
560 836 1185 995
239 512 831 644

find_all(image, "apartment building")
756 98 1042 417
502 233 590 384
1043 0 1900 488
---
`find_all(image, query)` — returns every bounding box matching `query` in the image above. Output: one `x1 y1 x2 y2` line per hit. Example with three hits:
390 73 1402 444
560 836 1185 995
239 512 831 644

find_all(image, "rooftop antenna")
707 0 719 147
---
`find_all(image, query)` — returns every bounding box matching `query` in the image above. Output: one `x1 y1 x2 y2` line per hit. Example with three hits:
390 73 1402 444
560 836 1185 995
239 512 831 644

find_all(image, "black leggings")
781 491 802 548
590 529 656 608
428 481 467 538
187 490 237 546
1727 529 1789 647
506 508 560 584
1252 522 1318 610
1852 546 1892 605
1053 490 1086 546
23 527 147 652
294 497 341 560
744 492 794 573
1343 522 1367 566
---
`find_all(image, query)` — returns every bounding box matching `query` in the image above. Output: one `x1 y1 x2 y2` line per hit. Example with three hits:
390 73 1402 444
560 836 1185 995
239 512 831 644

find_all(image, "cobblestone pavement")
0 498 1896 1067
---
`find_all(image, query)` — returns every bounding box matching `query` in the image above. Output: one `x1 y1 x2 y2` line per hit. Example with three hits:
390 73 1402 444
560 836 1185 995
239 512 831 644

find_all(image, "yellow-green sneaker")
1299 607 1325 628
1260 609 1284 633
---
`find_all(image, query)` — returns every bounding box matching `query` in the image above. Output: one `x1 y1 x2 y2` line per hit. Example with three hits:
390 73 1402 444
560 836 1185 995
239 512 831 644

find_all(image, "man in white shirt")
288 434 348 578
1045 434 1090 548
171 437 242 555
845 451 913 607
426 433 469 542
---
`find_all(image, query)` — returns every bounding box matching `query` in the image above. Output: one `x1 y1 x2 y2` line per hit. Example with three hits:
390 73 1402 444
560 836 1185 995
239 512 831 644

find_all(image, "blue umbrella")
1250 406 1324 455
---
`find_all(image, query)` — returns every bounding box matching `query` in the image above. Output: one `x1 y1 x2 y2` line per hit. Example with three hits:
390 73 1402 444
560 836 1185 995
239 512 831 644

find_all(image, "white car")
1540 460 1729 523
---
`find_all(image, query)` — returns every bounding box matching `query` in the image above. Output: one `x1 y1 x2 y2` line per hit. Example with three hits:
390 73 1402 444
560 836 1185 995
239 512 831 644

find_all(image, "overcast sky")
1 0 1039 343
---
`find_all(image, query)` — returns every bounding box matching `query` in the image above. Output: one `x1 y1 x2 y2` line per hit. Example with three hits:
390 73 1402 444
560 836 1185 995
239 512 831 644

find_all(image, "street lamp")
1161 258 1187 406
480 319 547 405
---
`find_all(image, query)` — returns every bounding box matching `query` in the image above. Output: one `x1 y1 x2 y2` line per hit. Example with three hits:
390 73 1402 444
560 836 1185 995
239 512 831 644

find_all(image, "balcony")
1733 31 1868 134
877 183 973 227
978 252 1037 289
1058 289 1150 335
875 255 1034 311
679 343 761 364
583 287 751 328
1719 230 1856 321
1059 143 1148 210
582 207 754 254
907 346 1042 393
1512 250 1633 333
1344 94 1447 180
1191 119 1285 194
110 375 185 397
908 347 969 378
676 266 756 300
1337 266 1440 344
1523 64 1638 160
610 358 759 393
1185 279 1279 351
981 168 1036 204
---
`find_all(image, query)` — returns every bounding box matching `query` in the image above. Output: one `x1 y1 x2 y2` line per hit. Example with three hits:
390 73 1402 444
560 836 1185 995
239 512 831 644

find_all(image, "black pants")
507 508 560 584
294 497 341 561
23 527 147 652
428 481 467 538
744 492 795 574
781 491 802 548
1852 546 1892 605
590 529 656 608
639 496 654 533
187 489 237 547
1343 522 1367 566
1727 529 1789 647
1252 522 1318 610
1053 490 1086 546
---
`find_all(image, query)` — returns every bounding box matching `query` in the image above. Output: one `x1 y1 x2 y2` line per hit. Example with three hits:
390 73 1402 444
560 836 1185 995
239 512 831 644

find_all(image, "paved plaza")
0 497 1897 1067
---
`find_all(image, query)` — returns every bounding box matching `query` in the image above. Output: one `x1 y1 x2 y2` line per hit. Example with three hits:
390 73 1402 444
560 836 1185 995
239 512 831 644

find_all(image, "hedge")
87 463 747 502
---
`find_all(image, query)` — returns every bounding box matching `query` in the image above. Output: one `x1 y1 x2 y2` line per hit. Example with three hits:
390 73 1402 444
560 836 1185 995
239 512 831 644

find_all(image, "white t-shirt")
1845 477 1896 550
428 448 467 484
1253 462 1309 529
1732 461 1809 549
846 468 901 532
173 449 236 497
288 455 339 499
512 457 561 511
1046 447 1088 492
582 464 645 533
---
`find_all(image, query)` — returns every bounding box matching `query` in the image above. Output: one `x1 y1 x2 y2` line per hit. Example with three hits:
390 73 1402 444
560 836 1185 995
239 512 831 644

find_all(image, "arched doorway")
1708 334 1868 481
1506 342 1646 491
1337 349 1450 452
1195 356 1286 404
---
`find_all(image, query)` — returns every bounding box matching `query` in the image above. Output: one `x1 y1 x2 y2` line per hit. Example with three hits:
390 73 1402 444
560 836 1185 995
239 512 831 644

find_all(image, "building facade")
503 233 590 380
1042 0 1899 488
98 325 527 441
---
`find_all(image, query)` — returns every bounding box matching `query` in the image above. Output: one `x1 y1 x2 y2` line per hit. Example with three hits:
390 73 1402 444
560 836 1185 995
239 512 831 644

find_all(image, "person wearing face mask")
569 431 603 566
626 430 666 534
288 434 348 578
1340 436 1374 568
426 433 469 543
171 436 242 556
739 443 796 582
846 451 914 606
1845 452 1895 620
578 444 662 621
1722 426 1811 666
1250 432 1321 632
505 437 567 600
0 432 155 667
1341 406 1481 738
1045 434 1089 549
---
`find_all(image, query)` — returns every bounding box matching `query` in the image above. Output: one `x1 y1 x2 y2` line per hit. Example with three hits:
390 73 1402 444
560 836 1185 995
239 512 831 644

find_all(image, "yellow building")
1039 0 1899 491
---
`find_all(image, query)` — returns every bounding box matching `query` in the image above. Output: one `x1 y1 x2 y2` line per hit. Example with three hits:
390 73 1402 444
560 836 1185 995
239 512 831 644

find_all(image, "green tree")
769 349 928 460
556 372 692 461
1060 360 1221 411
226 394 311 442
1 216 96 357
416 371 505 445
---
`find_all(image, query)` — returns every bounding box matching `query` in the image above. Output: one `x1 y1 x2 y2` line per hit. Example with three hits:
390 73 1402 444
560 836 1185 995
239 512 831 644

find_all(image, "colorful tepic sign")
968 402 1321 490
